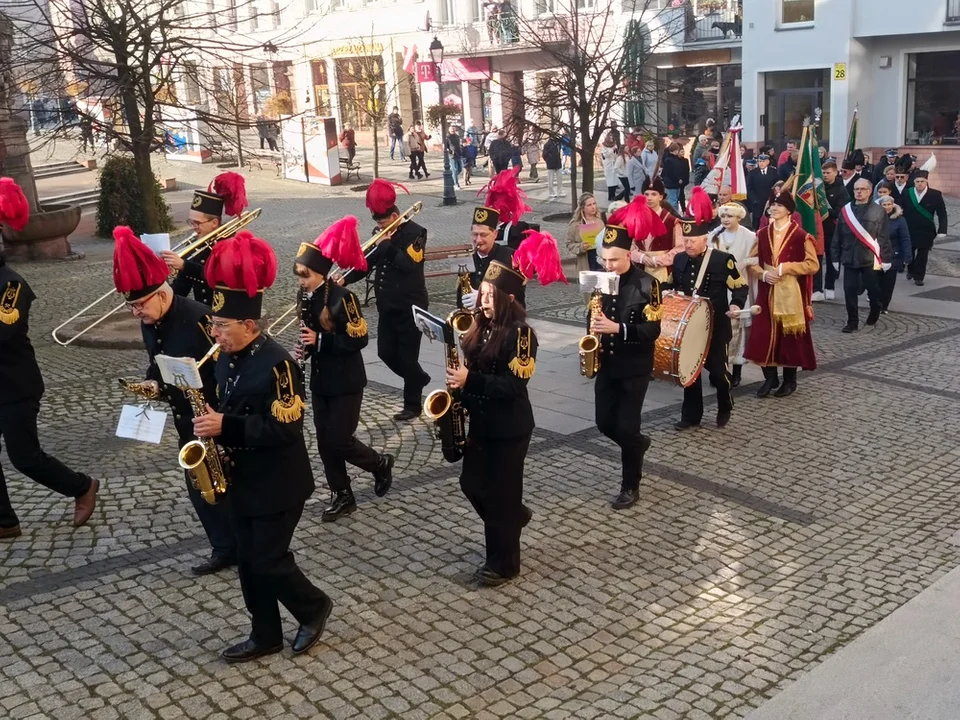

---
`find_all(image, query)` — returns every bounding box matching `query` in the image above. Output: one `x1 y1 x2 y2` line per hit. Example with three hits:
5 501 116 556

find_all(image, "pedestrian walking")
877 195 912 313
339 124 357 164
543 136 562 199
388 107 406 161
462 136 478 185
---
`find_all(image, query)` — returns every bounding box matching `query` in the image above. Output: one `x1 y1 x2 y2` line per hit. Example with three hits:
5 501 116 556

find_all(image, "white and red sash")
840 203 882 270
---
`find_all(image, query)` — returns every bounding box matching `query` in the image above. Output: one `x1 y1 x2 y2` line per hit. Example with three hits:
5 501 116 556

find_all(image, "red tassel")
205 229 277 296
210 172 248 217
607 196 666 242
480 168 530 224
515 230 567 286
315 216 367 272
0 177 30 231
688 186 713 225
112 225 170 294
365 179 409 216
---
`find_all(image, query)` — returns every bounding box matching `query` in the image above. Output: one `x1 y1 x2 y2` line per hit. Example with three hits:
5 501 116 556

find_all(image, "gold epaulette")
644 278 663 322
406 235 425 263
342 294 368 338
508 327 536 379
270 361 305 423
727 274 747 289
0 282 22 325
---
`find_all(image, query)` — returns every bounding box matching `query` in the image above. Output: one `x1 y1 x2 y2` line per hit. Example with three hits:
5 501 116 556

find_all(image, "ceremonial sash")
840 203 882 270
907 188 936 227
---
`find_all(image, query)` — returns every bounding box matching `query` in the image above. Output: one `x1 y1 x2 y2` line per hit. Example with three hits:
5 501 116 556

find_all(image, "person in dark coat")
113 227 235 574
461 205 524 309
873 149 900 185
877 196 912 312
777 150 797 183
489 130 513 174
820 161 850 300
660 142 690 211
198 231 332 664
295 219 395 522
831 177 892 332
746 153 779 230
591 218 662 510
840 159 860 193
902 170 948 286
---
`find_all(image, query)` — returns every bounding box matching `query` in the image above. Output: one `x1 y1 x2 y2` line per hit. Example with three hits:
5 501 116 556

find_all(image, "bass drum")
653 293 714 387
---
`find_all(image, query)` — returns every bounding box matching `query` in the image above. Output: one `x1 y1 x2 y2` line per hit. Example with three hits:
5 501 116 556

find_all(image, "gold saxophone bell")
579 289 602 379
424 389 452 420
450 309 476 337
178 440 221 505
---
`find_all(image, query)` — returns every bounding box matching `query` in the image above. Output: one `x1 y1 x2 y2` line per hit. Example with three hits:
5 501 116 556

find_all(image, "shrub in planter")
95 156 173 237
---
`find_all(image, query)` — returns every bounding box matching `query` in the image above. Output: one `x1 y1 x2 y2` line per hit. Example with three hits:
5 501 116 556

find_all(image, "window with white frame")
535 0 554 14
780 0 814 25
270 0 280 26
249 5 259 30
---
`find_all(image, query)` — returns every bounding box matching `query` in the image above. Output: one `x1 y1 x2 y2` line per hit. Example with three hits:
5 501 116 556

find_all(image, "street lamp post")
429 36 457 206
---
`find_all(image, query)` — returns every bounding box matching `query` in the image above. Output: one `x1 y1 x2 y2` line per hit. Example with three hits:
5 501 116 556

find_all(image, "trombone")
51 208 262 347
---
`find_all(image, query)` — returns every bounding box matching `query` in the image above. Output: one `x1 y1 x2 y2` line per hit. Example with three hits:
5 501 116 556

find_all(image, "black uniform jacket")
746 168 779 214
172 245 214 307
462 322 537 440
143 294 218 441
214 335 314 517
458 244 526 309
498 220 539 251
303 284 369 397
670 249 748 345
902 187 948 250
593 267 662 379
346 220 428 311
0 262 43 405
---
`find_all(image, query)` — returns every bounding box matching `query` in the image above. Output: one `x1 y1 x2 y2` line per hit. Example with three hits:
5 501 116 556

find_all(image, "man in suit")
840 160 860 192
902 170 948 286
873 149 899 185
746 153 779 230
197 231 332 663
459 206 524 309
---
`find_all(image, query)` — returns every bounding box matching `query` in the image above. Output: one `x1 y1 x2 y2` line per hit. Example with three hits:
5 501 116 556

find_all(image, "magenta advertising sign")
416 57 491 83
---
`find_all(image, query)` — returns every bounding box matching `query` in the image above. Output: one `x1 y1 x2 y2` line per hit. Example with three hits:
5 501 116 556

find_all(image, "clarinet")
293 288 310 372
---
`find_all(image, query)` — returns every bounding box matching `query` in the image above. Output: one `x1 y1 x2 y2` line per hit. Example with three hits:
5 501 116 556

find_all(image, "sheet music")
116 405 167 444
141 233 171 254
155 355 204 389
578 271 620 295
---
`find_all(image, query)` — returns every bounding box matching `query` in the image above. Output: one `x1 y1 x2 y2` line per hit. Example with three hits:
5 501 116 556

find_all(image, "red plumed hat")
0 177 30 232
112 226 170 300
300 215 367 274
478 167 530 225
365 179 409 219
210 171 248 217
681 187 715 237
607 196 666 242
514 230 567 286
205 230 277 319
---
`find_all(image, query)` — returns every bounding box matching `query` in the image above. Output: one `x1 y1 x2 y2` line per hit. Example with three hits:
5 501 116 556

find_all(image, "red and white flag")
402 45 418 75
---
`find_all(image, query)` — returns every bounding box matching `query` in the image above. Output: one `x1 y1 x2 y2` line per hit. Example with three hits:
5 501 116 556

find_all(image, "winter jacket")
640 148 658 177
542 139 562 170
627 156 648 192
601 145 618 187
660 153 689 190
831 201 893 268
884 205 913 270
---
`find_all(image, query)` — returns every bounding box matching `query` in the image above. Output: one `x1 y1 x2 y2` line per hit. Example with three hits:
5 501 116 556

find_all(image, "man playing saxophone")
458 205 525 310
113 226 236 575
293 217 394 523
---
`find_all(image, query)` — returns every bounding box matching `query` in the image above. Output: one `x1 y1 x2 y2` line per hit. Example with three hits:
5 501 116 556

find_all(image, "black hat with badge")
472 206 500 230
601 224 631 251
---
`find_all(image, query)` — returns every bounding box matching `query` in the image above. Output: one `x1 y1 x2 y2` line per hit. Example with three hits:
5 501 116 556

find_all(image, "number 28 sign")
834 63 847 81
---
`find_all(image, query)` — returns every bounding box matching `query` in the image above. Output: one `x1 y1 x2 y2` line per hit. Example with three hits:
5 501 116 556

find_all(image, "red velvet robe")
744 221 819 370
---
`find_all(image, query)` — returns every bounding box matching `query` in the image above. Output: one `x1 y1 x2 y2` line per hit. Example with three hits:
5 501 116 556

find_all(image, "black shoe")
477 567 515 586
731 365 742 388
640 434 652 455
0 524 22 540
915 279 925 286
416 173 423 179
373 454 394 497
906 271 913 280
393 408 421 421
756 379 779 398
424 172 431 178
408 173 415 179
841 322 859 334
773 382 797 398
191 554 237 576
611 488 639 509
716 411 731 428
865 309 881 326
292 596 334 655
674 419 700 430
521 505 533 527
321 490 357 522
221 639 282 664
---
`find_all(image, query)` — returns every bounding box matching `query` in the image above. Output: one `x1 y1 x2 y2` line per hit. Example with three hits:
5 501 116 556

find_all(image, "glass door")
766 90 818 148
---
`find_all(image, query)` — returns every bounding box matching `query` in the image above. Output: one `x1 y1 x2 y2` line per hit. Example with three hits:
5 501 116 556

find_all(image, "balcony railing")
685 1 742 43
949 0 960 22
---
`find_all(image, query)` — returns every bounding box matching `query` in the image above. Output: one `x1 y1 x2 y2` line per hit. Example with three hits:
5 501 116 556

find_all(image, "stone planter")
2 203 82 260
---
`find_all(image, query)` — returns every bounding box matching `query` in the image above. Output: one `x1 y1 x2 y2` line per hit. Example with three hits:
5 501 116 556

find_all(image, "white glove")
832 263 840 272
881 263 892 272
937 233 947 238
461 290 479 310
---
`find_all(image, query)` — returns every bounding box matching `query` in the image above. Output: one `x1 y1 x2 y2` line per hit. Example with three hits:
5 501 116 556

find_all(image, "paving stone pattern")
2 154 960 719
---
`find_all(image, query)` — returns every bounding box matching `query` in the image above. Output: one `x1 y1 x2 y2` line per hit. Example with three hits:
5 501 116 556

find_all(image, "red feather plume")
204 230 277 297
0 177 30 232
688 186 713 224
607 196 666 242
478 167 530 225
112 226 170 294
514 230 567 286
315 216 367 273
365 179 409 216
210 172 248 217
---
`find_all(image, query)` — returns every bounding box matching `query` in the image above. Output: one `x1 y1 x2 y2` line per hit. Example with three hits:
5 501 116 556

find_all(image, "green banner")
795 125 828 245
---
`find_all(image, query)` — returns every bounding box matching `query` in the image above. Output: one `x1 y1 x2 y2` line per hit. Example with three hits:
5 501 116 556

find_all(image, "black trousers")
619 177 632 202
377 308 430 410
595 373 650 491
459 434 531 578
409 151 427 176
174 424 235 558
232 504 330 648
908 247 930 281
878 268 898 311
312 392 380 493
843 265 882 325
681 335 732 424
0 399 91 528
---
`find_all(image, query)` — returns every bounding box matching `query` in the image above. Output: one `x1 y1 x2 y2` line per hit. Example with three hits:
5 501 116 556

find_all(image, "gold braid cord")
0 282 22 325
644 278 664 322
343 295 368 338
726 258 747 289
270 361 305 423
508 328 536 379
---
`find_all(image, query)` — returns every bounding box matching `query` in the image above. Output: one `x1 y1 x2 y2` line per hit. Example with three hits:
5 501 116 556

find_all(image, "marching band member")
459 204 526 311
162 172 248 306
632 177 683 283
0 179 99 538
113 226 236 574
671 187 748 430
710 202 758 388
480 167 538 250
591 209 663 510
446 231 564 586
197 231 332 662
745 189 819 398
294 217 395 522
346 179 430 421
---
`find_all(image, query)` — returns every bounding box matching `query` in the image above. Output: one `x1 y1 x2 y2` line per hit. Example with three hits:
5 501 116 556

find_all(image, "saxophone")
176 344 229 505
578 289 602 378
423 311 470 463
455 264 474 309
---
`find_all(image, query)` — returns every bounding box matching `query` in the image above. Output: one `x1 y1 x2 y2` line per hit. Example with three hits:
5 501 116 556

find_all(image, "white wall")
852 0 960 37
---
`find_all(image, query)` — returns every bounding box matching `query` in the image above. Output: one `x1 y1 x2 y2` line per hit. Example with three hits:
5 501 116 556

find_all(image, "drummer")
669 188 748 430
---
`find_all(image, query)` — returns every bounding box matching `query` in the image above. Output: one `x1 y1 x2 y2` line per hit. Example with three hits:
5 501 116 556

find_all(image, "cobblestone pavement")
2 140 960 719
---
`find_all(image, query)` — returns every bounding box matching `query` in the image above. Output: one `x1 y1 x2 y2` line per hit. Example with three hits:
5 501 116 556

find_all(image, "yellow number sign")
834 63 847 81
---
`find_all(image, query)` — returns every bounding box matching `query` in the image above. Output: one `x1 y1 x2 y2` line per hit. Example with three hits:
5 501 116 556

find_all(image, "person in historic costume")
162 171 248 307
113 226 236 574
744 189 819 398
459 204 525 310
477 167 540 250
446 230 565 587
196 231 332 662
345 179 430 421
710 202 758 388
0 178 100 539
591 207 663 510
294 217 395 522
627 176 683 284
902 166 948 287
670 187 748 430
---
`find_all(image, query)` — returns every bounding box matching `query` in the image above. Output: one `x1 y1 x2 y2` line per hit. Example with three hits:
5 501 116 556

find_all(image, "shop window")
906 51 960 145
780 0 814 25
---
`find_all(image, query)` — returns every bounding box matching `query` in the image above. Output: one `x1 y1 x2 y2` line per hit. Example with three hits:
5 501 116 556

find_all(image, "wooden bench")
362 243 473 306
339 156 361 181
246 148 282 176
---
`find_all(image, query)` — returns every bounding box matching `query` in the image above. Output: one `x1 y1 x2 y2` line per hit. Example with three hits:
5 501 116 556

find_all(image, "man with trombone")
113 226 236 575
161 172 249 307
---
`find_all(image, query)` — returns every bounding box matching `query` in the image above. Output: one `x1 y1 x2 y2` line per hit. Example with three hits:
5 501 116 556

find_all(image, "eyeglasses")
126 291 160 312
206 320 242 331
188 218 215 230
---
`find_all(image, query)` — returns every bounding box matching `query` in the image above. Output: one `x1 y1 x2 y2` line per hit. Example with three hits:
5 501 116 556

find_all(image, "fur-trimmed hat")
769 188 796 214
641 176 666 196
112 226 171 301
205 230 277 319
